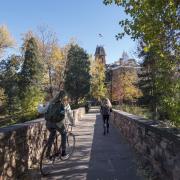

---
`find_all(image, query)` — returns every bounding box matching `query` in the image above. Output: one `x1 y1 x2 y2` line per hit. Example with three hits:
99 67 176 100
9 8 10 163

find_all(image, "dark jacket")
100 105 112 116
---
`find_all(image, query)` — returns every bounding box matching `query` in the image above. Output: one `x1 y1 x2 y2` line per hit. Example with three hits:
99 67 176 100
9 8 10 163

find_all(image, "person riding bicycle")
45 90 74 160
100 98 112 135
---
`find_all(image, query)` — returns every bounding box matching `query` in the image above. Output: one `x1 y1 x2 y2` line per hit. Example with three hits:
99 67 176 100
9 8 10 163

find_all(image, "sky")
0 0 138 64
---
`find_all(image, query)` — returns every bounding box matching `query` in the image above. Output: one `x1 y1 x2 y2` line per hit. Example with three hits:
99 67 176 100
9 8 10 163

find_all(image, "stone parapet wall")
110 110 180 180
0 107 85 180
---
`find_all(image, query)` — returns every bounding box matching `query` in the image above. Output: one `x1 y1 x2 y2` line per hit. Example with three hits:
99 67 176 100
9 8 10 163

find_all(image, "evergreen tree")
19 37 42 90
19 37 44 115
64 45 90 104
104 0 180 125
0 55 22 114
138 49 160 119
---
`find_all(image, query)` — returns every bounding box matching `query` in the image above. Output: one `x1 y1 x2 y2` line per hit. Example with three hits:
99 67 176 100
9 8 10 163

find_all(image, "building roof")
94 46 106 56
110 65 141 71
106 58 141 71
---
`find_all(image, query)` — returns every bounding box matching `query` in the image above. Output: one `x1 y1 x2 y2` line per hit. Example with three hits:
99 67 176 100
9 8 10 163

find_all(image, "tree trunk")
48 67 53 98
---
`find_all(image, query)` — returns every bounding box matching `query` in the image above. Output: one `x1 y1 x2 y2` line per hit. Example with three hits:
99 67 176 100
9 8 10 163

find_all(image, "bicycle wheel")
40 138 60 176
60 132 75 160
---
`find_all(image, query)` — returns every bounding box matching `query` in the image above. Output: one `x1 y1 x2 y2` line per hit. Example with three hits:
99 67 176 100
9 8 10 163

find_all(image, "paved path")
30 108 143 180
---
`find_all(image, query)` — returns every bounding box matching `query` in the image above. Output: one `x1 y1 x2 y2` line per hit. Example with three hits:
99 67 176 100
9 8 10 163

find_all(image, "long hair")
50 90 66 104
102 98 112 108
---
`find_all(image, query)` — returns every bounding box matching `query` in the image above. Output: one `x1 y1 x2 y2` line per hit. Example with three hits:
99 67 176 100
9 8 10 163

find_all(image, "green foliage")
138 49 159 118
21 86 44 115
19 37 45 118
114 104 153 119
0 39 45 123
0 55 22 114
65 45 90 104
104 0 180 125
104 0 179 44
19 37 42 91
156 55 180 124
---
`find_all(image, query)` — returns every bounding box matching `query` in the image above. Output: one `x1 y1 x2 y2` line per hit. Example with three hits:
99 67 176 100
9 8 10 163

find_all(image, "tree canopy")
90 57 107 101
0 25 15 56
65 45 90 104
104 0 180 125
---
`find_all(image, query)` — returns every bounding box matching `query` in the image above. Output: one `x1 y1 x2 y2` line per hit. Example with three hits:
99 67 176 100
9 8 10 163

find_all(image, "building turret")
95 45 106 64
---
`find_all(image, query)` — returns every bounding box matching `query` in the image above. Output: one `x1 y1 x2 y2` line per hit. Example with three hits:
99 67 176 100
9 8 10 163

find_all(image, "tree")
22 27 76 99
0 87 6 108
19 37 44 115
112 67 141 103
53 42 73 91
103 1 179 45
50 45 64 90
138 47 166 120
0 25 14 108
0 25 15 57
64 45 90 104
90 57 107 101
0 55 22 113
36 25 63 97
19 37 42 89
104 0 180 125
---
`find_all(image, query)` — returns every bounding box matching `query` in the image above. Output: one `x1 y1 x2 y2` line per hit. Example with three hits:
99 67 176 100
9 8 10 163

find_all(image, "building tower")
94 45 106 64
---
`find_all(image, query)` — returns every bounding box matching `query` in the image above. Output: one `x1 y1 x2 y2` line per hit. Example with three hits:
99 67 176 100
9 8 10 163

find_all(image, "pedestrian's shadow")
86 114 143 180
41 112 97 180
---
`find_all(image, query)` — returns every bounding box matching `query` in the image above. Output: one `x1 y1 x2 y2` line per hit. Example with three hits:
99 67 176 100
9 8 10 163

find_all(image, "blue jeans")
46 121 67 155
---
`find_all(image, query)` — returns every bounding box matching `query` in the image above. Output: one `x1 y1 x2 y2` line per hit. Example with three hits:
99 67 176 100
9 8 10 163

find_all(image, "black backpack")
101 105 111 115
45 102 65 123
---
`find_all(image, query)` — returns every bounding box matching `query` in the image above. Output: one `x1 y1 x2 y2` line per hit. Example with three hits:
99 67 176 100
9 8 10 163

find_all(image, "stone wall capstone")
0 107 85 180
110 110 180 180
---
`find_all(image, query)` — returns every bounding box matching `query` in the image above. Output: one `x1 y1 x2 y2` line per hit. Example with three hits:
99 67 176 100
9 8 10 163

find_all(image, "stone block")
160 141 167 149
11 156 16 168
111 110 180 180
6 167 13 178
173 168 180 180
0 107 85 179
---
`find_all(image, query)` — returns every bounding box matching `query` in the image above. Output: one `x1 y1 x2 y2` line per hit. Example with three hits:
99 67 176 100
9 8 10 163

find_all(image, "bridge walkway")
29 107 143 180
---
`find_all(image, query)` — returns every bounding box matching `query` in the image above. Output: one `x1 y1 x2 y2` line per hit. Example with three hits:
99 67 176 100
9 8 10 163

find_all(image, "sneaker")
61 151 69 160
61 154 69 160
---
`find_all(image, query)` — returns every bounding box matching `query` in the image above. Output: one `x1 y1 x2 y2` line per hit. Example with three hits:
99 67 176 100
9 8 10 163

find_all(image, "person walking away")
100 98 112 135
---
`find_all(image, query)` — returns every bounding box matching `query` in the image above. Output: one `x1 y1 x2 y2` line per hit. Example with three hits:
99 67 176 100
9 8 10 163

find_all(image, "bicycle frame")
40 123 75 176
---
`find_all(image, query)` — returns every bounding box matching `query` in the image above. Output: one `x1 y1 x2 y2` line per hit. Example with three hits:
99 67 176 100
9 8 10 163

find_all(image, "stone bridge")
0 107 179 180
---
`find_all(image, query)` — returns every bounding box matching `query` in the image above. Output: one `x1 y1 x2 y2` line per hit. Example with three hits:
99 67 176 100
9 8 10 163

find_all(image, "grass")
113 104 153 119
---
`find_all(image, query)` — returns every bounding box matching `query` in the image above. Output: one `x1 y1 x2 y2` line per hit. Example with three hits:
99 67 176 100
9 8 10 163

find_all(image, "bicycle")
40 124 75 176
